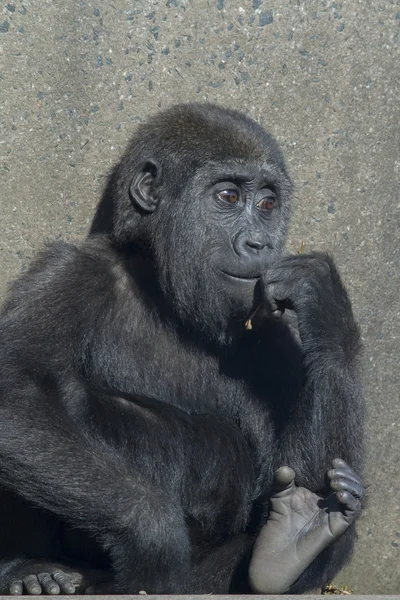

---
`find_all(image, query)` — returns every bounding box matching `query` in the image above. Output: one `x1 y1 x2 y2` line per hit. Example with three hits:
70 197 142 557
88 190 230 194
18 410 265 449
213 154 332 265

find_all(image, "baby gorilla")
8 460 362 595
0 104 365 594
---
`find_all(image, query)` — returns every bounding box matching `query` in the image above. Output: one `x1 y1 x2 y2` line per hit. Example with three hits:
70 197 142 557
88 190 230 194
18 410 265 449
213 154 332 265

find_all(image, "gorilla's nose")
234 231 272 255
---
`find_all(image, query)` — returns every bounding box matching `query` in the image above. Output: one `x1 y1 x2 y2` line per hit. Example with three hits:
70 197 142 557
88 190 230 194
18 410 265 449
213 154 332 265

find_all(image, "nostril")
246 239 266 251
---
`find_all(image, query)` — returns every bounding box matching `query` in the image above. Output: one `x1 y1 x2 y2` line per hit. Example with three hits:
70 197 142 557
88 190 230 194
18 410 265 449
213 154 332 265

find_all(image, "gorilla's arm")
0 385 190 593
0 243 192 594
0 241 259 594
261 252 364 591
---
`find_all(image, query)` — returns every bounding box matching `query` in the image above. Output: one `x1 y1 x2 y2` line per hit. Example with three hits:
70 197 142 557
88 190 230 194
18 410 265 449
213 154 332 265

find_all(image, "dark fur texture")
0 103 364 594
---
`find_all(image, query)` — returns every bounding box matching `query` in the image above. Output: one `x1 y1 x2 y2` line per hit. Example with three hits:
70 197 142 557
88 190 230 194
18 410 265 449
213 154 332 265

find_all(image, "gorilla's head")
91 103 292 341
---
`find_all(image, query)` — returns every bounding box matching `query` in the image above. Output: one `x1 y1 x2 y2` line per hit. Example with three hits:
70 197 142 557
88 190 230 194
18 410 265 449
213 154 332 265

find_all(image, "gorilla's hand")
248 460 364 594
261 253 358 351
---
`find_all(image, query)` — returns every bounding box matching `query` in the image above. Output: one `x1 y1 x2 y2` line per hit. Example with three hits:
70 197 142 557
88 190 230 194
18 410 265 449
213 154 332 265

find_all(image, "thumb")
271 466 296 499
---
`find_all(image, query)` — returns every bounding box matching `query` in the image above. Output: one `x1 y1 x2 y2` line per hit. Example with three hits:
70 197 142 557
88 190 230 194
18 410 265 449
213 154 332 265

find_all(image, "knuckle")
303 252 333 278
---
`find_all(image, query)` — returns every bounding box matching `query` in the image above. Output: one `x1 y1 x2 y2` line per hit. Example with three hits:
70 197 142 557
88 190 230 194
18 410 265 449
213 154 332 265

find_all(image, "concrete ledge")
0 596 397 600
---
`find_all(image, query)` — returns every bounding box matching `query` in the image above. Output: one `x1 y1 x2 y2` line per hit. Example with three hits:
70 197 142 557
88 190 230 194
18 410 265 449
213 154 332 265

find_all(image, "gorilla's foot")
249 460 364 594
6 560 111 595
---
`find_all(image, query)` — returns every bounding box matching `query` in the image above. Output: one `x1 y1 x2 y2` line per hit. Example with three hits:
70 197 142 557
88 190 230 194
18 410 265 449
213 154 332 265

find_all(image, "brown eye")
257 196 276 210
218 190 239 204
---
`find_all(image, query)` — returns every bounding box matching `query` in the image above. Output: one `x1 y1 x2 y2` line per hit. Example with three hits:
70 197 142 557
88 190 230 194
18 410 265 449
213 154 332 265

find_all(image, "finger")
330 460 364 494
331 458 357 475
262 284 279 312
263 280 297 312
52 571 75 595
329 477 365 500
336 490 360 512
37 573 60 595
9 581 23 595
327 468 361 485
22 575 41 595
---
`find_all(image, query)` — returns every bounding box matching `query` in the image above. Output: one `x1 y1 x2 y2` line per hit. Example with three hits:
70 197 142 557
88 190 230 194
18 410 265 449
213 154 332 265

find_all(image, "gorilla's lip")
221 271 260 282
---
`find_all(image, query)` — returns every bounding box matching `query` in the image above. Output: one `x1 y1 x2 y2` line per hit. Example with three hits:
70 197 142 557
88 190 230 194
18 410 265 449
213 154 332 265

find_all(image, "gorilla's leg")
249 460 364 594
0 391 253 594
0 397 190 594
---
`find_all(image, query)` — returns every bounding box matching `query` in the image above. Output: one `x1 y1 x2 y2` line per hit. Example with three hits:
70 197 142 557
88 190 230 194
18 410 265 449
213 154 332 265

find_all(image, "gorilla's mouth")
221 271 260 282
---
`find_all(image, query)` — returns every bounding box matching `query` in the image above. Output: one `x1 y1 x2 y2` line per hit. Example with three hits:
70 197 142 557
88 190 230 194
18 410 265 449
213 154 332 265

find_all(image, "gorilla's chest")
94 315 302 411
90 316 305 481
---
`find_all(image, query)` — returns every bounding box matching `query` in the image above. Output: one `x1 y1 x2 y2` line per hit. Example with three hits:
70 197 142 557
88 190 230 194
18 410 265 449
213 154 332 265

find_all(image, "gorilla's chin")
221 272 261 298
176 276 261 345
220 276 261 317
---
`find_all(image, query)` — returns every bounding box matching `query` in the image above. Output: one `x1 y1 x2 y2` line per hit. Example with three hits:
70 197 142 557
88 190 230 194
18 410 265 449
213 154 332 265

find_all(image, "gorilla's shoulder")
2 236 118 317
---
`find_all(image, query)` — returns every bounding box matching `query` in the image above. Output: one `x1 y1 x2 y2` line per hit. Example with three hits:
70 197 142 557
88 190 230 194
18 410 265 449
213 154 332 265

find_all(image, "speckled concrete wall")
0 0 399 593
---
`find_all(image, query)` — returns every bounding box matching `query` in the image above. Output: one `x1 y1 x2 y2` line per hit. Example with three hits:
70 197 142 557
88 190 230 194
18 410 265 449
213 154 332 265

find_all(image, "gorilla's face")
116 103 292 342
152 159 292 341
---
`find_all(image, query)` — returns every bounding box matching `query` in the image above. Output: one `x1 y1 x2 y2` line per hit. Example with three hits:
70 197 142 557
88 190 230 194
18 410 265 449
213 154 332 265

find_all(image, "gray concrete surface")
0 597 398 600
0 598 399 600
0 0 399 594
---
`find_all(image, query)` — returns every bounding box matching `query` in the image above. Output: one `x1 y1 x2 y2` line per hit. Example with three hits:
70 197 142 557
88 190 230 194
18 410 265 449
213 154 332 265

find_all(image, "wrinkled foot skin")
8 561 111 595
249 459 364 594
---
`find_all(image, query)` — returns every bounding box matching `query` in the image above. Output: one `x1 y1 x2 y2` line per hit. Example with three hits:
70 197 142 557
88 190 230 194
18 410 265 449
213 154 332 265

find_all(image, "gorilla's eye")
217 190 239 204
257 196 276 210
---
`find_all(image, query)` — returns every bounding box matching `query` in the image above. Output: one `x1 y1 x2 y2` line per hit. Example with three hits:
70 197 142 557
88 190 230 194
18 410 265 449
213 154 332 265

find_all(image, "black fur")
0 103 364 593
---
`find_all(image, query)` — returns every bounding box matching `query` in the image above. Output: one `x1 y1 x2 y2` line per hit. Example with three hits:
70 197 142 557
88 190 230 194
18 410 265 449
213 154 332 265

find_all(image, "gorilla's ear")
129 160 160 213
